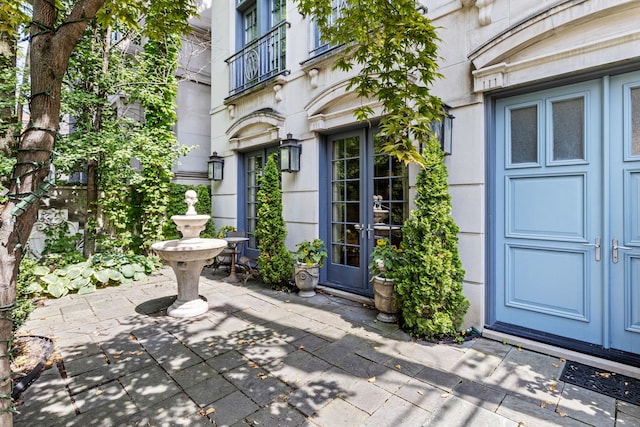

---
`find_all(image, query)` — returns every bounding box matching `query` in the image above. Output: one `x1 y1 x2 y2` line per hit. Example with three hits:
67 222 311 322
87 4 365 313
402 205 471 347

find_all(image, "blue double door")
324 129 408 295
495 70 640 355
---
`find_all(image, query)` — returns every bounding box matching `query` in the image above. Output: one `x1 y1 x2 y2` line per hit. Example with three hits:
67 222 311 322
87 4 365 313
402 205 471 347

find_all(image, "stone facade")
209 0 640 352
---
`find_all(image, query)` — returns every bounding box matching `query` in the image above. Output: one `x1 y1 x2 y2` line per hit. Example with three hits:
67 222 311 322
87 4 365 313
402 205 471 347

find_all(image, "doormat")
560 361 640 405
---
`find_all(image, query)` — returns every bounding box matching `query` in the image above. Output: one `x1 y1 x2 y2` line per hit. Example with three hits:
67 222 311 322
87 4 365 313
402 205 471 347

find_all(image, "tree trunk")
0 1 105 424
83 158 98 257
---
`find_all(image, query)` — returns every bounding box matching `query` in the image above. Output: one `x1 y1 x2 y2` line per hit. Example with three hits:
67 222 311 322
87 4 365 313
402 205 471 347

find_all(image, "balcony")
226 21 289 97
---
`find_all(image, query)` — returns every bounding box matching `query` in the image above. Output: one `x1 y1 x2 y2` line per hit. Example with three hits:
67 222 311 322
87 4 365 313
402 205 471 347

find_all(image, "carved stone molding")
463 0 495 26
307 68 319 89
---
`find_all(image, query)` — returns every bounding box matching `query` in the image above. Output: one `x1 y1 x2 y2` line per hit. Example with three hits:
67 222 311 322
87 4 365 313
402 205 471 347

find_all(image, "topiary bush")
255 154 293 287
395 137 469 339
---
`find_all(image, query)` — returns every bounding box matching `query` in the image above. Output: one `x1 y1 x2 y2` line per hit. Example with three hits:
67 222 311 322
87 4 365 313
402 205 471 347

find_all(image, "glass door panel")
325 129 408 295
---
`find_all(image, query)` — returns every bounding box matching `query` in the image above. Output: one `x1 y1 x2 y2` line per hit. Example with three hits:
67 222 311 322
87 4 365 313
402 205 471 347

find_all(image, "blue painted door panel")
609 71 640 354
495 71 640 355
495 80 604 345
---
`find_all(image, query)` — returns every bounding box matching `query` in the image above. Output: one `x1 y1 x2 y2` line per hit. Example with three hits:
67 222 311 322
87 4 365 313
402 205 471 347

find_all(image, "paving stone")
14 367 76 425
616 410 640 427
119 365 182 410
310 397 369 427
266 349 333 388
290 333 330 352
424 395 517 427
244 402 307 426
453 378 507 412
206 390 260 426
206 349 248 373
127 391 205 426
497 394 590 426
363 395 431 427
396 377 450 412
485 348 564 405
619 401 640 419
339 378 391 414
372 365 414 393
63 352 109 377
451 347 504 381
558 383 616 426
67 365 120 396
288 366 358 416
183 371 237 406
414 364 462 391
224 364 292 406
171 360 220 388
59 396 139 426
73 380 129 413
236 335 297 365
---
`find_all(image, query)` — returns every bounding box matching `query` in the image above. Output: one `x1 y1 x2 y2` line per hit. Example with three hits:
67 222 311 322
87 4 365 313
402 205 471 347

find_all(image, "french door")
494 70 640 355
324 129 408 296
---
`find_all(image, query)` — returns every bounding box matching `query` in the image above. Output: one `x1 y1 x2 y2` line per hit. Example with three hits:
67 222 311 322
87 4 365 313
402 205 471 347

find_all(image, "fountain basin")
151 238 227 317
171 214 212 239
151 238 227 262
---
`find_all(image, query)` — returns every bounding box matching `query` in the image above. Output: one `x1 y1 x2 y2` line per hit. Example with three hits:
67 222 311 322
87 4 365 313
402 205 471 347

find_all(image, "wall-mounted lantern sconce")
208 152 224 181
431 105 454 155
279 133 301 172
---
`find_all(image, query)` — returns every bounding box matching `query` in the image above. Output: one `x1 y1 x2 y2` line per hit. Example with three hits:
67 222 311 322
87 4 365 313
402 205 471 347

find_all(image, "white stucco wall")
209 0 640 331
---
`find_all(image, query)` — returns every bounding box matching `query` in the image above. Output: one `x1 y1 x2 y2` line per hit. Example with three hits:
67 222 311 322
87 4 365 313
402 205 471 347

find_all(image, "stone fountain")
151 190 227 318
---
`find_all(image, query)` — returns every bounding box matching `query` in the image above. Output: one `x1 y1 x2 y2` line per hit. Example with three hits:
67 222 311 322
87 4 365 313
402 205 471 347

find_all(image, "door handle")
612 238 632 264
354 224 365 239
366 224 374 239
583 237 601 262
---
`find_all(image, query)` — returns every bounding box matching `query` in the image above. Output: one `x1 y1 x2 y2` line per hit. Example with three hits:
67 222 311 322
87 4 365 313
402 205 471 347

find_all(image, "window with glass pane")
270 0 285 26
372 136 407 247
310 0 346 55
331 137 360 267
245 147 279 249
632 87 640 156
552 97 585 161
509 106 538 164
243 5 258 44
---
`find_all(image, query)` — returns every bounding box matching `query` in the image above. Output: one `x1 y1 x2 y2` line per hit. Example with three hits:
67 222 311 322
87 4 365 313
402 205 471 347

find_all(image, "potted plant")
370 237 402 322
293 238 327 297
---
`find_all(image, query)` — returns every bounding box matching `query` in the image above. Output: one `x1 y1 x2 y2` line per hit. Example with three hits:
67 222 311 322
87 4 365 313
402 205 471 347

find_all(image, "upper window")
310 0 346 56
227 0 288 96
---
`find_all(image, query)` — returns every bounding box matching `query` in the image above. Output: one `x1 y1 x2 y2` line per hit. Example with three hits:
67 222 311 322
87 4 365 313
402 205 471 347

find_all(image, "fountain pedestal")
151 190 227 318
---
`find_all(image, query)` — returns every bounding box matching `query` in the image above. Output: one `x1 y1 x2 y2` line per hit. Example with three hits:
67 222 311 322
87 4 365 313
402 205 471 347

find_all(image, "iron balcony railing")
226 21 289 97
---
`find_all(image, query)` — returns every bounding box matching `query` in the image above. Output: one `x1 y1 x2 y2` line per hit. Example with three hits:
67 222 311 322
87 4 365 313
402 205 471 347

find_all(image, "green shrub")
395 138 469 339
24 252 161 299
255 154 293 287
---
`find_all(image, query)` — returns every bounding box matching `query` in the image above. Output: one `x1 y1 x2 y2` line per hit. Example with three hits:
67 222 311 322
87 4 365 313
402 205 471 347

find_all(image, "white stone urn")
373 276 399 323
294 262 320 297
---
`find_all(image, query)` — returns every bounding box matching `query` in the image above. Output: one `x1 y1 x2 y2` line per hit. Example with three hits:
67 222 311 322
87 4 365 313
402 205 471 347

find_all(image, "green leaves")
295 0 444 166
21 252 160 299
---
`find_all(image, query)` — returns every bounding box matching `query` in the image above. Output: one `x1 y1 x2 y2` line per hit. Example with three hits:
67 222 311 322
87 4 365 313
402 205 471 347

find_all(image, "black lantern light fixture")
279 133 301 173
432 105 454 155
208 152 224 181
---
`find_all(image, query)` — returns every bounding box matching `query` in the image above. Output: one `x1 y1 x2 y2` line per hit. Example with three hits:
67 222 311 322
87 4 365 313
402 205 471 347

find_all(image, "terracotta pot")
373 276 399 323
294 262 320 297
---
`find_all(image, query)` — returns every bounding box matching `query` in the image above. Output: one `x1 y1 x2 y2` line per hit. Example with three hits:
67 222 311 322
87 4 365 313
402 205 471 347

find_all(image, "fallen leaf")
208 342 215 347
551 363 559 368
95 390 103 396
549 383 556 392
556 410 567 417
395 364 402 370
368 377 376 383
129 335 136 340
205 407 216 415
540 402 546 408
441 393 450 398
238 340 245 345
417 390 424 396
559 358 566 362
257 373 268 380
298 345 305 350
249 362 259 368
